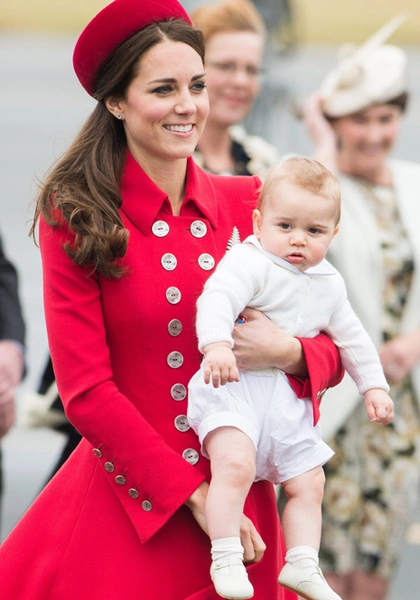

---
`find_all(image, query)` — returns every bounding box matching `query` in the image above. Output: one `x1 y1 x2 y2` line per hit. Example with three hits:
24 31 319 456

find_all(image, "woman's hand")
185 481 266 563
379 330 420 384
232 308 307 376
302 92 338 175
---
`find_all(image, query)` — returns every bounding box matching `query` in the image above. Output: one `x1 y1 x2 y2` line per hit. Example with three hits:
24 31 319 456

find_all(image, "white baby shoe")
210 556 254 599
278 562 342 600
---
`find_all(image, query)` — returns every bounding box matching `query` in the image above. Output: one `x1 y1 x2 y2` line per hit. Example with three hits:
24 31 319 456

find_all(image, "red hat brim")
73 0 192 96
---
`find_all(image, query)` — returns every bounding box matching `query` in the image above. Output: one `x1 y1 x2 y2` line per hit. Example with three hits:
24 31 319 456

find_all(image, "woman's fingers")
240 515 266 563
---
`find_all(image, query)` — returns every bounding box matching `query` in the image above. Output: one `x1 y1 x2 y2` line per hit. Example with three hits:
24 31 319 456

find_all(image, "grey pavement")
1 32 420 599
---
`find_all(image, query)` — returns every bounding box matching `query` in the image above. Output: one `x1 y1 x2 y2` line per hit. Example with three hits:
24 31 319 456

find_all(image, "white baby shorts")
187 364 334 484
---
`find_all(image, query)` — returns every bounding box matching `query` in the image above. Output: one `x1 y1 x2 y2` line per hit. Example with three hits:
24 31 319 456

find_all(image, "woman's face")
107 40 209 165
204 31 264 127
331 104 403 175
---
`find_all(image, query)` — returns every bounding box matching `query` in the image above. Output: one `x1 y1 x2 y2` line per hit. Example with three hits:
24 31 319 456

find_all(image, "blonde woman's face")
332 104 402 175
204 31 264 127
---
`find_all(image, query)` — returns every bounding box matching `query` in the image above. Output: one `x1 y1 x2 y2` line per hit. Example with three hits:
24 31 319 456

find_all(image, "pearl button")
174 415 190 432
92 448 103 458
171 383 187 401
104 462 115 473
115 475 127 485
168 319 182 336
152 220 169 237
129 488 139 499
161 253 177 271
190 220 207 238
198 253 215 271
142 500 153 512
166 287 181 305
182 448 199 465
167 351 184 369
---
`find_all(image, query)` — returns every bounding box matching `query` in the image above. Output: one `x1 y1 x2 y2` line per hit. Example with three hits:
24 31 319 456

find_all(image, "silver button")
182 448 199 465
142 500 153 512
167 351 184 369
171 383 187 401
174 415 190 432
129 488 139 499
166 287 181 305
168 319 182 336
104 462 115 473
115 475 126 485
152 220 169 237
198 253 215 271
92 448 103 458
191 220 207 238
161 253 177 271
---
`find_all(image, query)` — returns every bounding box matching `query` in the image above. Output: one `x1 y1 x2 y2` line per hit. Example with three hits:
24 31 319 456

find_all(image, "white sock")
211 537 244 563
286 545 319 569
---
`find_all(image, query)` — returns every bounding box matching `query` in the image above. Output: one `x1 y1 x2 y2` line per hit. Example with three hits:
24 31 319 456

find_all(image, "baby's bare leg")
281 466 325 551
278 467 342 599
205 426 256 540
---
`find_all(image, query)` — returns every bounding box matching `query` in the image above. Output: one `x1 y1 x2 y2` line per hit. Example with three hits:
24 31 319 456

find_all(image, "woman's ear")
105 96 124 120
252 209 263 238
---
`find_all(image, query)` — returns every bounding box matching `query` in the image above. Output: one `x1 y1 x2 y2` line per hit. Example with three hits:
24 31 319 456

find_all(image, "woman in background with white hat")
302 15 420 600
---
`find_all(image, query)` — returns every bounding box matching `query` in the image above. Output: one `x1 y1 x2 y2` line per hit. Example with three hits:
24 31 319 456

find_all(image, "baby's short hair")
259 156 341 224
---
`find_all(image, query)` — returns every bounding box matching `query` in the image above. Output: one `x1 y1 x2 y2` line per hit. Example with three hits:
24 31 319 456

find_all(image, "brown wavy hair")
31 19 205 278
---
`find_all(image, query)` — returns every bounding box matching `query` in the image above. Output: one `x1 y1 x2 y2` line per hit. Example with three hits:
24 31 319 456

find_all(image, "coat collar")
244 234 338 276
120 150 219 235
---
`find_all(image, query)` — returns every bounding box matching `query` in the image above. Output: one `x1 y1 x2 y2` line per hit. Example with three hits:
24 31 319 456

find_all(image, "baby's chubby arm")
364 389 394 425
202 342 240 388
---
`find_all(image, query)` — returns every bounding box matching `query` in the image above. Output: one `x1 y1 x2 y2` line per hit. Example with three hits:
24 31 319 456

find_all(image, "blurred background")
1 2 419 597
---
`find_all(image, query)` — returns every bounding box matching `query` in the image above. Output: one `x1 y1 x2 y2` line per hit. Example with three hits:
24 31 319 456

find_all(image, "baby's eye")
308 227 320 234
279 223 291 230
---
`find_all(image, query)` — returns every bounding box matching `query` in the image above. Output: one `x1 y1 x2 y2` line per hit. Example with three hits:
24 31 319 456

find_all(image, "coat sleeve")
39 217 205 544
0 234 25 345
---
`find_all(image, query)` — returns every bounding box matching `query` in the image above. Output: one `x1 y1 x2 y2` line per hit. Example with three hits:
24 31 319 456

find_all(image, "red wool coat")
0 154 342 599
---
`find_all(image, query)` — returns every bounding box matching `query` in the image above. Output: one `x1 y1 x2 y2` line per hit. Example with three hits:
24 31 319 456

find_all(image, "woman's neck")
338 155 392 186
197 121 235 174
131 150 187 215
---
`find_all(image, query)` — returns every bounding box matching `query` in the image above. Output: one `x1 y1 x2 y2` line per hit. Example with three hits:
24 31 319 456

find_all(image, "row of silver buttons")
153 220 208 468
162 253 215 272
92 446 153 509
152 220 207 239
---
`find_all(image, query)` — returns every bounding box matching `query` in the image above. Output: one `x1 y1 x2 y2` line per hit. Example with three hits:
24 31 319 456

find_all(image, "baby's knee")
283 466 325 502
214 452 256 488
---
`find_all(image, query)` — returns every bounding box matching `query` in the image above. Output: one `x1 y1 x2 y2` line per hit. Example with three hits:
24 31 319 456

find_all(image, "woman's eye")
152 85 172 95
192 81 207 92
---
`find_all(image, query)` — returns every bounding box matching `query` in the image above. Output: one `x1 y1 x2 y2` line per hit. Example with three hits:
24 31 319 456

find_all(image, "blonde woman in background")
192 0 279 179
302 16 420 600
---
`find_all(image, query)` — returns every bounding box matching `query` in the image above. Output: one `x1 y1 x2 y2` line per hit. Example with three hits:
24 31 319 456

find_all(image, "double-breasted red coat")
0 153 342 599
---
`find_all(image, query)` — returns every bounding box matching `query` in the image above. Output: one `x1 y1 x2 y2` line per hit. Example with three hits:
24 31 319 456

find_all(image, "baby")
188 157 394 600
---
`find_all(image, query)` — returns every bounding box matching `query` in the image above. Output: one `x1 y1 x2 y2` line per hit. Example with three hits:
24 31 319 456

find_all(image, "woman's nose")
174 92 197 115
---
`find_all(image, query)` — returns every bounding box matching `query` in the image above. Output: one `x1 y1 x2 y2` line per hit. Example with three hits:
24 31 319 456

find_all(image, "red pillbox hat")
73 0 192 96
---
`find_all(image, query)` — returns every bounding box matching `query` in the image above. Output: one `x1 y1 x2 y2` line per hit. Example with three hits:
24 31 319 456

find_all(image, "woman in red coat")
0 1 343 598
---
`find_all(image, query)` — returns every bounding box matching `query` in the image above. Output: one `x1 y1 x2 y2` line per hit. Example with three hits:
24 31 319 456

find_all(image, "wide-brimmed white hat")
320 14 408 118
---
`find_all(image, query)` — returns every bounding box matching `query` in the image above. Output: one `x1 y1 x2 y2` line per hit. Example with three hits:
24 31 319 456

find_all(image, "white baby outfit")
188 235 389 483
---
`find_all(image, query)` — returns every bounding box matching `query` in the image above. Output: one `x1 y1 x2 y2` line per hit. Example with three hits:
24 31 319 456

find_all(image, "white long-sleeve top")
196 235 389 396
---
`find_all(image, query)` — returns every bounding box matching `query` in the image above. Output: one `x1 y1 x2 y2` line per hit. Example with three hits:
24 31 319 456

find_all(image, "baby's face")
253 180 339 271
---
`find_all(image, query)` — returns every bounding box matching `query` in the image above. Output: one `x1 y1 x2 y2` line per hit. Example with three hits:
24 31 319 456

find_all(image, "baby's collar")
244 235 338 276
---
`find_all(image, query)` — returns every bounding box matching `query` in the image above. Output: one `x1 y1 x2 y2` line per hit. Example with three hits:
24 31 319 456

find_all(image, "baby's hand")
364 389 394 425
203 343 240 388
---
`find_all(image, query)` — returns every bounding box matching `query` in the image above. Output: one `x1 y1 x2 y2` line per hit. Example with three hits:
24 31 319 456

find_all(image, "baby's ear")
333 225 340 236
252 209 263 237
